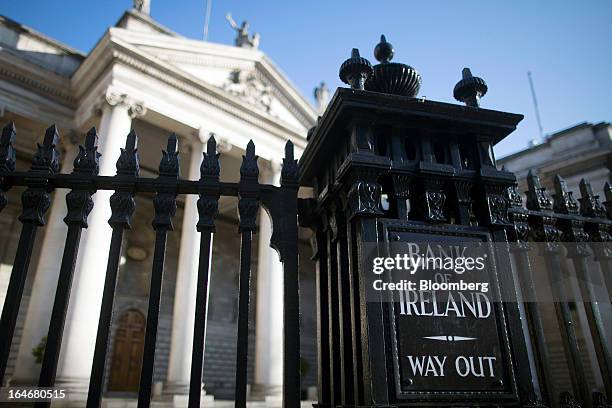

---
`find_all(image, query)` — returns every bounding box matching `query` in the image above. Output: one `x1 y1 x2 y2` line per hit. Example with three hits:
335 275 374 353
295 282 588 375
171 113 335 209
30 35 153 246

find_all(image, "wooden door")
108 309 146 392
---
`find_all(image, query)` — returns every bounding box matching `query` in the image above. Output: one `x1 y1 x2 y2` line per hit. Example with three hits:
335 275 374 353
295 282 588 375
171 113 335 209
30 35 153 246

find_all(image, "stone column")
11 139 79 384
252 161 284 403
164 135 206 401
54 91 145 394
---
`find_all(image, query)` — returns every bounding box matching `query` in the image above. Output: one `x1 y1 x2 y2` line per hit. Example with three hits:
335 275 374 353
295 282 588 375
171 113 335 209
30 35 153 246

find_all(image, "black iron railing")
0 122 301 408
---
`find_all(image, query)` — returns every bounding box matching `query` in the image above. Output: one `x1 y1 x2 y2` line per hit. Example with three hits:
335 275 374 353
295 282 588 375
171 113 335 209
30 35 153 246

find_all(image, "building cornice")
0 50 77 107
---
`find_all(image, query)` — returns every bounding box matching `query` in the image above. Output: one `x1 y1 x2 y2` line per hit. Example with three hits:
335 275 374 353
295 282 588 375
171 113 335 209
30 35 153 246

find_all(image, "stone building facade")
498 121 611 198
0 3 318 403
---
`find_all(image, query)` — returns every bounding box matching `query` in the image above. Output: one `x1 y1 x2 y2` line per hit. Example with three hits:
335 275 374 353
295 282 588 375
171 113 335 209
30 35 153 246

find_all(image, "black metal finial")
73 127 101 175
339 48 373 90
526 170 553 211
553 174 579 215
200 134 220 180
32 124 61 173
365 35 421 97
578 178 605 218
159 133 179 178
281 140 298 186
116 130 140 177
240 139 259 179
374 35 394 63
454 68 488 107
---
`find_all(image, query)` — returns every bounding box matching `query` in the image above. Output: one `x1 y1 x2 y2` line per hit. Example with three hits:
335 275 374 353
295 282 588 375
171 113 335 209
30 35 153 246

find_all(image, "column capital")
93 90 147 119
261 159 282 176
195 127 232 154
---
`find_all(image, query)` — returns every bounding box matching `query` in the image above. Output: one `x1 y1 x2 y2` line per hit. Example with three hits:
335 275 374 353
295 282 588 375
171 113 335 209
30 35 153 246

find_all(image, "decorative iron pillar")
299 38 532 407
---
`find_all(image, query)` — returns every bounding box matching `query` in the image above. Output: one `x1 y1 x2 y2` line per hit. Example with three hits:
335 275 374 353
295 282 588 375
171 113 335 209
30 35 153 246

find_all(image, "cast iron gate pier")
0 124 301 407
298 38 612 407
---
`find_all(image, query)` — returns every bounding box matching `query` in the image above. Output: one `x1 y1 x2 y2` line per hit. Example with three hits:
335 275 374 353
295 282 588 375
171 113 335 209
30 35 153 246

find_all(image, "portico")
0 2 317 403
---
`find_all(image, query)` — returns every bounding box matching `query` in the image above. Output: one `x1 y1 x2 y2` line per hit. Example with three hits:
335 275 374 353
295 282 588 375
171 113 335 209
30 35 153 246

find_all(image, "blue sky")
2 0 611 157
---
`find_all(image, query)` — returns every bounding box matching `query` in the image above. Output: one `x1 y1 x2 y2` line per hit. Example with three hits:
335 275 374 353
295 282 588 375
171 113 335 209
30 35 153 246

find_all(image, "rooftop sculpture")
226 13 260 49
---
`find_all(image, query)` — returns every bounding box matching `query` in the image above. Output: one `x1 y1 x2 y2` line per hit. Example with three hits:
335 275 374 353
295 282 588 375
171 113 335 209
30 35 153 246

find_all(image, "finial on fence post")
200 134 220 180
240 140 259 180
365 35 421 96
73 127 101 175
159 133 179 178
453 68 488 107
578 178 606 218
32 124 61 173
281 140 298 187
339 48 373 90
116 130 140 177
526 170 552 211
553 174 579 215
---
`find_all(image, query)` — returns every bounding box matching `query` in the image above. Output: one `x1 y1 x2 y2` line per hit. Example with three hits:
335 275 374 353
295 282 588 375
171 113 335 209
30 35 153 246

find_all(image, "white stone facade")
0 5 317 404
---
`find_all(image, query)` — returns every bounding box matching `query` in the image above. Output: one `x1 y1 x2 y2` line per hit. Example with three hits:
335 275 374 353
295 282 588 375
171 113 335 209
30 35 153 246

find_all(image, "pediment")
108 27 316 131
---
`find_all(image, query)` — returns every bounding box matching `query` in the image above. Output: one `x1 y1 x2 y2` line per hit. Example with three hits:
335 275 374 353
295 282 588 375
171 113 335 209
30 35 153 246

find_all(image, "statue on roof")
133 0 151 14
314 82 330 113
226 13 260 49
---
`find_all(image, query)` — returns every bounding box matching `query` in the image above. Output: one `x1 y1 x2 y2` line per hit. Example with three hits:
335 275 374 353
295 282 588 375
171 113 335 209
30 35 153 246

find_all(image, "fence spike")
32 124 61 173
526 170 552 211
73 127 101 175
167 133 178 154
43 124 60 147
0 122 16 172
116 130 140 177
578 178 605 218
553 174 579 215
281 140 298 186
200 134 220 179
240 140 259 179
159 133 179 178
126 129 137 152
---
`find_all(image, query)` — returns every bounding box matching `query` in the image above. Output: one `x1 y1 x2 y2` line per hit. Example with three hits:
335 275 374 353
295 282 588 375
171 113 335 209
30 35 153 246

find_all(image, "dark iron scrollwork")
64 128 101 228
0 122 17 212
592 391 611 408
281 140 298 187
347 180 383 219
506 182 530 247
19 125 61 226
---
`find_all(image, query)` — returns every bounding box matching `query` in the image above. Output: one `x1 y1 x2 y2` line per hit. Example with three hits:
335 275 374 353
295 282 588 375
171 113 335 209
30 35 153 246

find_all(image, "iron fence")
0 122 301 408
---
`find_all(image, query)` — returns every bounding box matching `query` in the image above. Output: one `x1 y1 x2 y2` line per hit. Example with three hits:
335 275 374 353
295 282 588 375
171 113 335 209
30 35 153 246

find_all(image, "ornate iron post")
299 36 537 407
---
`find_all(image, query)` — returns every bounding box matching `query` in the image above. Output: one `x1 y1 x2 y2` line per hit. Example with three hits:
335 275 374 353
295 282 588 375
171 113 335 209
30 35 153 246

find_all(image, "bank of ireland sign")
376 224 518 402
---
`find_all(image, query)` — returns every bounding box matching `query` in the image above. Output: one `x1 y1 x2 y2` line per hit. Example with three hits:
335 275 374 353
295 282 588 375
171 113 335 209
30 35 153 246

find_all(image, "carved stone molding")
93 90 147 119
